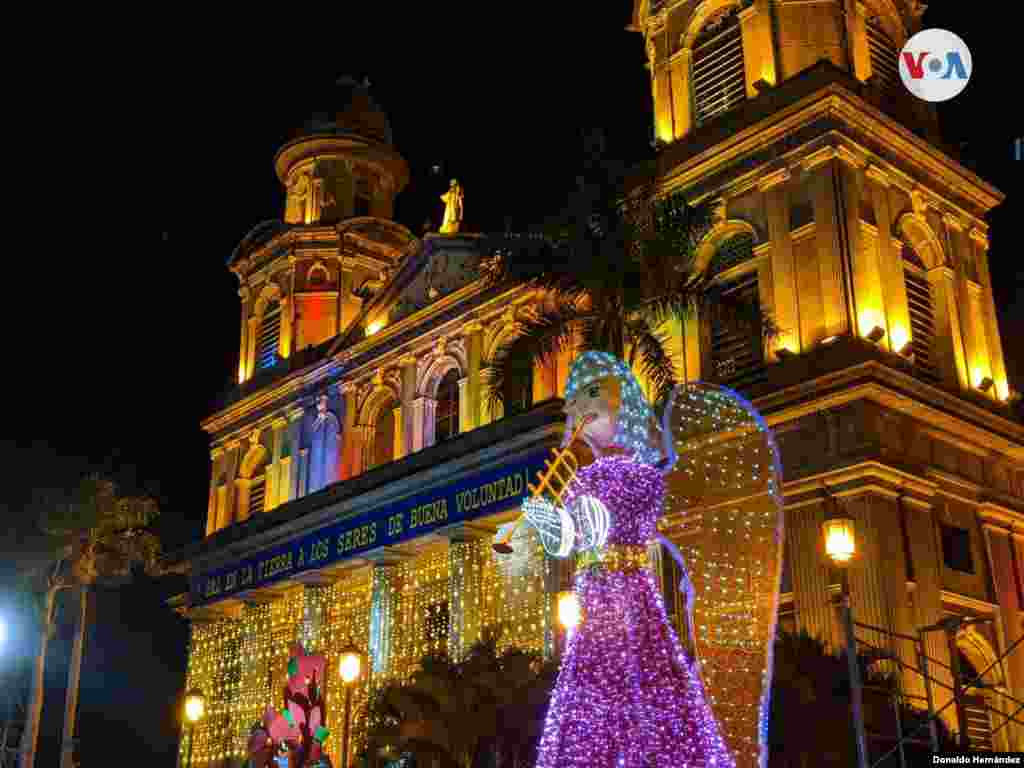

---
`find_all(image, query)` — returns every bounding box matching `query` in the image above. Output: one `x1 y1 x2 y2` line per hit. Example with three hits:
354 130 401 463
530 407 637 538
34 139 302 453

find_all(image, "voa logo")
899 28 972 102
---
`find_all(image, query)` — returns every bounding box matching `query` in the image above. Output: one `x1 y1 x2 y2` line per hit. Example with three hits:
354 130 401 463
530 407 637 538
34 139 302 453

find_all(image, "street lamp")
183 688 206 768
339 643 364 768
822 510 869 768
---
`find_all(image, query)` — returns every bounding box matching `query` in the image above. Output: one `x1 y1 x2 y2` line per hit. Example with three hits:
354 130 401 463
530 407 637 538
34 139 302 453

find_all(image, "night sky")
2 4 1020 766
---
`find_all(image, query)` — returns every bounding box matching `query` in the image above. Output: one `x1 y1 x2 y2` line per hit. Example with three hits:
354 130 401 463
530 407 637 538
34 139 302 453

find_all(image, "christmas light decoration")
533 353 736 768
661 383 784 768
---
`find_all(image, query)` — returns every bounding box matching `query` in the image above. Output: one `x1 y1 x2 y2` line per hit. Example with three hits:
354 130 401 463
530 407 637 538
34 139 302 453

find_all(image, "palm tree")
17 475 161 768
363 634 557 768
479 131 767 412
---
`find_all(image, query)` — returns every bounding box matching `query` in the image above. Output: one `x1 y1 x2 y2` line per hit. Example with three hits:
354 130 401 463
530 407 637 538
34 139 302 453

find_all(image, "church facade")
169 3 1024 764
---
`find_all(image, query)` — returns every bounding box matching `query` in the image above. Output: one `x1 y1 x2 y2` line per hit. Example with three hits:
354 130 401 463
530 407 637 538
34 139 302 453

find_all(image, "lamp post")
822 513 869 768
182 689 205 768
338 643 364 768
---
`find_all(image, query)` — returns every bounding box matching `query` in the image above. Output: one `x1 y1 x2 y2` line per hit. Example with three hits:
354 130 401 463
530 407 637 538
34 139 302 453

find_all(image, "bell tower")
274 77 409 226
631 1 1021 764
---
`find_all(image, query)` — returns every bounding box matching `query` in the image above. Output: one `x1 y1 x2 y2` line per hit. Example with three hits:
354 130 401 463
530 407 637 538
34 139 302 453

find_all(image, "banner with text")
191 449 551 606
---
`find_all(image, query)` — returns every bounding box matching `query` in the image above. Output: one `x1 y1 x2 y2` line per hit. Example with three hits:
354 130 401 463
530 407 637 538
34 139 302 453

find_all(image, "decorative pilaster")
420 397 437 449
946 216 990 393
787 501 837 648
457 377 471 433
847 1 871 81
739 0 777 93
837 154 884 339
982 523 1024 750
392 405 404 460
400 354 418 456
222 442 241 528
902 497 955 727
279 295 293 361
207 447 224 536
463 320 483 430
804 149 850 338
339 382 358 480
246 316 259 382
668 48 693 140
268 418 288 510
970 228 1009 401
286 406 304 501
761 169 798 354
238 286 250 383
926 265 969 390
866 165 911 354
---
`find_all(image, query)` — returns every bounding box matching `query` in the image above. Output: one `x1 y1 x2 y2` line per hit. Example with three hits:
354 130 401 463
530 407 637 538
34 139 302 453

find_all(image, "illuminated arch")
695 219 760 274
359 384 400 470
896 213 946 269
253 281 284 319
420 353 465 398
680 0 743 49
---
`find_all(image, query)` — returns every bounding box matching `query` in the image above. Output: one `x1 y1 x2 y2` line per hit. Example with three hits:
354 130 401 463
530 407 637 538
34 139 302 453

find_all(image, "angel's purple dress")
535 455 734 768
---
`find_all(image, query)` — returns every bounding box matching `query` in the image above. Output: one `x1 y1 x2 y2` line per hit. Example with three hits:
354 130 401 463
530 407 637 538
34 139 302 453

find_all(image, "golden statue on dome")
439 179 464 234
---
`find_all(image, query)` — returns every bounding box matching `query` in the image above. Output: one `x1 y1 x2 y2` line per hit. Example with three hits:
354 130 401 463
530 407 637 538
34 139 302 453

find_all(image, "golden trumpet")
492 416 592 554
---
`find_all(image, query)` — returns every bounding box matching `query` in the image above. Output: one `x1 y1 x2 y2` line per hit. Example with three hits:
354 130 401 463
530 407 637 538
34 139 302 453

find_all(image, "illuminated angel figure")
510 352 730 768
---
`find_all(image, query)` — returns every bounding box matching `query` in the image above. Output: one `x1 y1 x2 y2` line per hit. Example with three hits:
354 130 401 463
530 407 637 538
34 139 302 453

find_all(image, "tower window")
255 301 282 370
941 524 974 574
435 369 460 442
902 244 940 385
708 273 766 392
692 7 746 126
867 20 901 98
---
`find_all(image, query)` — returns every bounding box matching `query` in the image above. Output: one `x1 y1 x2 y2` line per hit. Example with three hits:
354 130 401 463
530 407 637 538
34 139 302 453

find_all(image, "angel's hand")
569 495 611 551
521 497 575 558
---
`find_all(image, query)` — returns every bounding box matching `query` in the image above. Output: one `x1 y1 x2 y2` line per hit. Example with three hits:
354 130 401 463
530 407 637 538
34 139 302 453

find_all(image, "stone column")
866 165 911 354
340 382 358 480
400 354 418 456
970 229 1009 401
981 523 1024 750
837 152 885 338
804 150 849 338
238 286 250 383
761 169 799 355
926 265 969 390
650 36 676 143
463 320 483 431
739 0 777 94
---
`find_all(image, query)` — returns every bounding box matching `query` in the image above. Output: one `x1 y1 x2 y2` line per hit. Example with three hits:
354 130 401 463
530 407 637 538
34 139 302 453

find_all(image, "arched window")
902 243 939 384
256 301 282 370
692 7 746 126
371 399 397 469
502 345 534 417
435 369 460 442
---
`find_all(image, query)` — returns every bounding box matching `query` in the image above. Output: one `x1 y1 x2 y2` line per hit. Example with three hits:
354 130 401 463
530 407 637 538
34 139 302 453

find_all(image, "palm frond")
480 301 587 414
627 323 678 407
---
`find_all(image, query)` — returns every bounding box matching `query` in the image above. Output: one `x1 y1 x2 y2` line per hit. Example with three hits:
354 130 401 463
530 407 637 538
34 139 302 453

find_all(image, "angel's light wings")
660 382 784 768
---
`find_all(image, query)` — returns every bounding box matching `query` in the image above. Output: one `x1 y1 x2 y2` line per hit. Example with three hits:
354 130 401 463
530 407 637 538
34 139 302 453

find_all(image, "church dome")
295 77 393 146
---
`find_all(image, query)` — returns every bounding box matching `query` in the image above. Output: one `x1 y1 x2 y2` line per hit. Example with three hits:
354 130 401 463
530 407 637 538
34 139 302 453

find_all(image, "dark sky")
1 3 1020 766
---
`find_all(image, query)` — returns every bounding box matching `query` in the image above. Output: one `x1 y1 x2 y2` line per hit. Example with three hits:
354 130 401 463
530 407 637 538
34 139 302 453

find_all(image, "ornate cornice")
757 167 791 193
